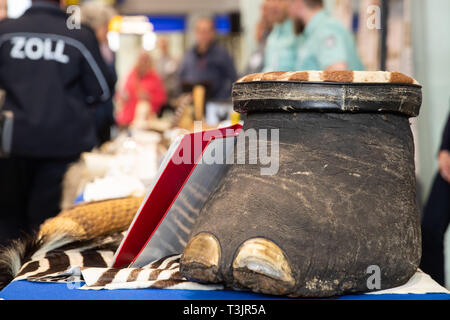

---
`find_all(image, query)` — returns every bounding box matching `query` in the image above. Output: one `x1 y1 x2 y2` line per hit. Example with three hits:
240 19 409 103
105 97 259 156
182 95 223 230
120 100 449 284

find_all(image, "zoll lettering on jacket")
10 37 69 64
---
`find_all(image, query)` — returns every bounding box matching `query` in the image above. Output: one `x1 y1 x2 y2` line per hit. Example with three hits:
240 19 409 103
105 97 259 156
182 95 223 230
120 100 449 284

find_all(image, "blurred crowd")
109 0 364 136
0 0 364 246
248 0 363 73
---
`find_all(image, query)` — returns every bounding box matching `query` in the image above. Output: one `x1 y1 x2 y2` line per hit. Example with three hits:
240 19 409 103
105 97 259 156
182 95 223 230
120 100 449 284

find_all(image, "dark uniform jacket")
440 113 450 152
0 2 115 158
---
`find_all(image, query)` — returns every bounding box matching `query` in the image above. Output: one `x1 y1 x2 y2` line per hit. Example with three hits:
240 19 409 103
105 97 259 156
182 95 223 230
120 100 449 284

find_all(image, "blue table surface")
1 281 449 300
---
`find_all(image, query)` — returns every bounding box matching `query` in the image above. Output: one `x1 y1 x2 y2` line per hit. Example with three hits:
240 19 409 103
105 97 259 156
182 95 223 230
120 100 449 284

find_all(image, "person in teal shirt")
263 0 300 72
290 0 364 71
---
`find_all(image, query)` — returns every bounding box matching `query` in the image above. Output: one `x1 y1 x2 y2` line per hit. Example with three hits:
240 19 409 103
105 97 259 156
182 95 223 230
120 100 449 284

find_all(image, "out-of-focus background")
4 0 450 286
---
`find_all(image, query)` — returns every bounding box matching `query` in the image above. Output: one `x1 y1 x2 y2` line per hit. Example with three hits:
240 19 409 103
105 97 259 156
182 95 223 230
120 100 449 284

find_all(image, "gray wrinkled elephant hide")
180 71 422 298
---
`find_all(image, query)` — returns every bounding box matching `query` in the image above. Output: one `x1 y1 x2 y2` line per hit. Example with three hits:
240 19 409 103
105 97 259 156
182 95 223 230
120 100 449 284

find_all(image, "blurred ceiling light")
142 32 157 51
108 15 157 52
109 15 123 33
109 15 154 35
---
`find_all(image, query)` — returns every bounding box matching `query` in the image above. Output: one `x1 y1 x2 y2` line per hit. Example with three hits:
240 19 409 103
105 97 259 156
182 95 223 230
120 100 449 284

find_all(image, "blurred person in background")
116 51 167 127
80 1 117 146
0 0 115 246
244 0 274 74
178 17 237 101
420 113 450 286
0 0 7 21
290 0 364 71
155 36 179 117
263 0 299 72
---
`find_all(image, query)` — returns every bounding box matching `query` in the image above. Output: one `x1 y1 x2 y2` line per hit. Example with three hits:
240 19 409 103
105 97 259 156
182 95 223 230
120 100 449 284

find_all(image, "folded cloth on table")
366 269 449 295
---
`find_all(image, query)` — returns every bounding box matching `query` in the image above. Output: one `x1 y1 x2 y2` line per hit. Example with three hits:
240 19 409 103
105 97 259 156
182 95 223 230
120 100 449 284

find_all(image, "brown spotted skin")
237 71 419 85
389 72 414 84
261 72 287 81
239 73 263 82
321 70 354 82
288 72 309 81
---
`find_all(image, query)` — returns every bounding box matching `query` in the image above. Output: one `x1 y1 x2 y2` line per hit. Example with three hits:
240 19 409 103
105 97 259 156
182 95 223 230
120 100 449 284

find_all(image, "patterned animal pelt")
13 232 125 285
9 232 221 291
0 196 221 291
0 197 143 290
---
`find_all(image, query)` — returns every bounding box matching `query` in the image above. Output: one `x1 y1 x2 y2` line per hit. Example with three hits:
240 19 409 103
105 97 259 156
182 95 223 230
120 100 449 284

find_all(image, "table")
1 280 449 300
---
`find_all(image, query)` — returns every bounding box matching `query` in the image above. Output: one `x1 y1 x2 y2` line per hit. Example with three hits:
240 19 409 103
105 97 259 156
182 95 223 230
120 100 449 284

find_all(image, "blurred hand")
438 150 450 183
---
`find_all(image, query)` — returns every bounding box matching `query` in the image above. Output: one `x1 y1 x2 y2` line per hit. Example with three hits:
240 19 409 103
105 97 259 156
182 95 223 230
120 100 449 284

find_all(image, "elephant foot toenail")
180 232 221 283
232 238 295 295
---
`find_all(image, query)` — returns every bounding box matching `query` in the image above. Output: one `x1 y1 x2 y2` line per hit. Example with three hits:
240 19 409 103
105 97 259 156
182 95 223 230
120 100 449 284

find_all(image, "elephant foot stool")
180 71 422 297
